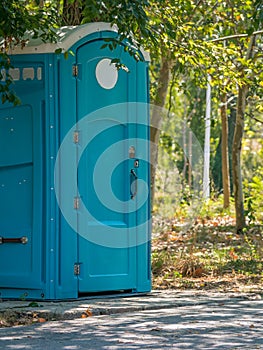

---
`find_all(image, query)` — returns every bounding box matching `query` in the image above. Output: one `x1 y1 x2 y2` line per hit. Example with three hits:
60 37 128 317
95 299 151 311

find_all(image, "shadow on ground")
0 298 263 349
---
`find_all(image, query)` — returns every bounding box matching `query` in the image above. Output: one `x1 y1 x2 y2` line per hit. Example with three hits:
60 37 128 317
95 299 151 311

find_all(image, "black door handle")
130 169 138 200
0 236 28 244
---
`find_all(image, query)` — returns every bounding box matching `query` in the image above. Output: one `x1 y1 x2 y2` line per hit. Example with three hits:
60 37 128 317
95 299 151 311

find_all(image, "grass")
151 211 263 293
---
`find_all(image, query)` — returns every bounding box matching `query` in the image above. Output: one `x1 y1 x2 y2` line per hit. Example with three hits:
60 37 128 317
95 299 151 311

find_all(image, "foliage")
0 1 58 46
0 0 59 104
82 0 152 42
0 53 19 105
2 1 262 106
81 0 154 67
160 1 263 231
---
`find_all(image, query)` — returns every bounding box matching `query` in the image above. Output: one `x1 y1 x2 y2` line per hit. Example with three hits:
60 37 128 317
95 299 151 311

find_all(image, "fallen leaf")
193 267 204 277
86 309 93 317
28 302 39 308
81 309 93 318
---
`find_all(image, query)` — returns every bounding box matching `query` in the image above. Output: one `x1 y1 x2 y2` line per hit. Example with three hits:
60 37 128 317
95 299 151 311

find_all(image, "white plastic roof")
8 22 150 61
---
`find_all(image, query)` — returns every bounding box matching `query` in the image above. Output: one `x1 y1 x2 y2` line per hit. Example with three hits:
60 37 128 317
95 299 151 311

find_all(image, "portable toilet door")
76 43 148 294
57 24 152 297
0 23 151 299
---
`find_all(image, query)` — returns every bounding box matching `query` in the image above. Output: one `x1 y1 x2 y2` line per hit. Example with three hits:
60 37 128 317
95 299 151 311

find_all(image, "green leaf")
55 48 63 55
100 44 108 49
28 301 39 308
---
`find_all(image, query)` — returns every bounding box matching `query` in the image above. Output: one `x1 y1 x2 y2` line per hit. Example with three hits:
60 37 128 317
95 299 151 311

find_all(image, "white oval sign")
95 58 118 89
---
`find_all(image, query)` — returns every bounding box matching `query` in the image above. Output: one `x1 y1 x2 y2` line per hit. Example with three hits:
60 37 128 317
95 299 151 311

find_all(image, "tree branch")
249 115 263 124
211 30 263 43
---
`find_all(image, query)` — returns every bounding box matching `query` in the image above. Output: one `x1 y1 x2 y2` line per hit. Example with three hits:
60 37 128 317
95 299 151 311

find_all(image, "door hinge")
74 263 81 276
73 130 79 144
72 64 78 77
74 196 80 210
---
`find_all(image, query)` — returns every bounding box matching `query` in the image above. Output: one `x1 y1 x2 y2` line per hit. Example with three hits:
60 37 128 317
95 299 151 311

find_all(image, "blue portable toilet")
0 23 151 299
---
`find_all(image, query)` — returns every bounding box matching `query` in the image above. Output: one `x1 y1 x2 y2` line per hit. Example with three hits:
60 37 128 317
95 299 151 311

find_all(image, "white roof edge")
9 22 150 61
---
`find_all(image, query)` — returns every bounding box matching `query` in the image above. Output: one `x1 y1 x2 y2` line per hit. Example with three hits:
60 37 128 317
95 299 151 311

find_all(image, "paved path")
0 292 263 349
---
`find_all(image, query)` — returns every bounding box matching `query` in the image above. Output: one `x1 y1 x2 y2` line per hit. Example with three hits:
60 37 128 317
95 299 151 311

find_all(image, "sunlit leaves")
0 0 58 51
1 0 262 111
0 0 59 104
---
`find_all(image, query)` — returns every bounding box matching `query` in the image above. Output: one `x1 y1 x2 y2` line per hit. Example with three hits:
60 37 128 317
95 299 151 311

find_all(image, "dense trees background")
1 0 262 232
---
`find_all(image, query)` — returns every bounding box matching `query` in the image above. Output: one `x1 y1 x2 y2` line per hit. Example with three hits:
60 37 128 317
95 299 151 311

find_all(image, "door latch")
0 236 28 244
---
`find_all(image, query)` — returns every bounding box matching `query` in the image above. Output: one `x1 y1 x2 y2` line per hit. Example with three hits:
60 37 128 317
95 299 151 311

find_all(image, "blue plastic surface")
0 24 151 299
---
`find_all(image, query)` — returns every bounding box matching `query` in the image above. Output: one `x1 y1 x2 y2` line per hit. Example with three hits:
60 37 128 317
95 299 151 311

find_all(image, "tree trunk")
150 57 171 205
221 93 230 208
232 34 256 233
188 130 192 188
62 0 82 25
232 85 247 232
182 117 187 178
